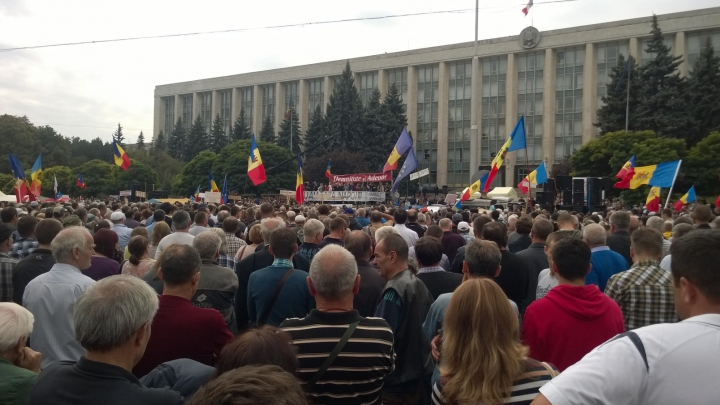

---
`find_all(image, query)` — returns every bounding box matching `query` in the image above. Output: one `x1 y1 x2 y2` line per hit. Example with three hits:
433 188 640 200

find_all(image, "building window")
596 42 628 107
447 61 472 187
181 94 193 130
241 87 253 130
481 57 507 187
388 68 408 111
518 52 545 164
220 90 232 138
284 82 299 114
555 47 584 159
358 72 378 107
687 31 720 69
262 85 275 124
200 93 212 133
416 65 439 186
640 36 674 66
515 166 531 187
164 97 175 136
307 79 324 123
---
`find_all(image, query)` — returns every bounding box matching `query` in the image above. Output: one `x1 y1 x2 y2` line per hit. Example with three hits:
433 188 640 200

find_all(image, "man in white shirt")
154 210 195 259
110 211 133 251
23 227 96 368
392 208 418 248
188 212 210 236
531 229 720 405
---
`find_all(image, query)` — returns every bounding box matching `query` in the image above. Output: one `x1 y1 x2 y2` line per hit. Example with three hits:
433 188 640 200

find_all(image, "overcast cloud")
0 0 717 143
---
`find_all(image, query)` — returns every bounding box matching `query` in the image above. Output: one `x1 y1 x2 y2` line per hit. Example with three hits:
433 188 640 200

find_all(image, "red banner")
330 172 392 183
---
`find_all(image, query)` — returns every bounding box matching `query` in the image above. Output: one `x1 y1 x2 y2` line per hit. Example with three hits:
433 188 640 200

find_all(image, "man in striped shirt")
280 244 395 405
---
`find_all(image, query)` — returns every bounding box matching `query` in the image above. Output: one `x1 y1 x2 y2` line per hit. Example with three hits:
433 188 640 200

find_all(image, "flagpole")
625 57 631 133
664 159 682 208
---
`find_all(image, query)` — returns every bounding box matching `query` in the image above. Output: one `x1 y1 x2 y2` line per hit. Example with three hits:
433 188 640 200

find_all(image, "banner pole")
664 160 682 208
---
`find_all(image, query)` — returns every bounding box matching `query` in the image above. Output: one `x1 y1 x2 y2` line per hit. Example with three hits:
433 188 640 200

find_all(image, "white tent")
0 191 17 202
487 187 519 200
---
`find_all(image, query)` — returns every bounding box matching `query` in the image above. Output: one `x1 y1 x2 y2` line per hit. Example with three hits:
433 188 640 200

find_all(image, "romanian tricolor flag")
616 155 636 179
29 153 42 199
194 185 201 202
614 160 681 190
113 140 131 171
646 186 661 213
325 160 332 179
77 173 87 189
383 128 412 172
248 134 266 186
522 0 533 15
209 174 220 193
296 155 305 205
8 154 30 203
673 186 696 212
483 116 526 192
517 162 548 195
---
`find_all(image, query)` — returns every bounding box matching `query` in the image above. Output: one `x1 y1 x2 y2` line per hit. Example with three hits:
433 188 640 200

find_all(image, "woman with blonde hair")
148 221 171 259
433 278 557 405
236 224 262 261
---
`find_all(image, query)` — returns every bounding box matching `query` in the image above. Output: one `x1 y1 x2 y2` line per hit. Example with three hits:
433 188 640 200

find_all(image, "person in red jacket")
522 238 625 372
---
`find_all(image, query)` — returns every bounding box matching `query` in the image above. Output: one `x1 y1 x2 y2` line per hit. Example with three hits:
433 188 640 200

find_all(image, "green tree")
114 159 160 195
636 15 697 143
277 108 302 152
113 123 125 147
684 131 720 196
69 137 112 168
363 89 394 170
0 115 38 174
325 61 365 151
154 130 167 152
40 166 73 198
133 148 183 193
35 125 72 168
595 54 640 134
303 150 370 183
72 159 117 197
212 140 295 195
210 114 228 154
259 116 275 143
168 118 187 160
384 83 408 135
172 151 218 196
232 109 251 141
185 115 209 160
137 131 146 150
0 173 13 195
304 105 327 156
571 130 661 177
688 37 720 145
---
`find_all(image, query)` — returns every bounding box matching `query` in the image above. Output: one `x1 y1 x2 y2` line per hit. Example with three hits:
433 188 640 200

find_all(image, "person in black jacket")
415 236 463 300
12 218 63 304
480 222 530 308
507 215 533 253
344 230 385 317
606 211 632 266
406 209 426 238
234 218 310 331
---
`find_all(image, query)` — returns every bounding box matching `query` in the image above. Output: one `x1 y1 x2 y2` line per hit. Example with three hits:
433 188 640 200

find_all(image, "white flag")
54 175 58 196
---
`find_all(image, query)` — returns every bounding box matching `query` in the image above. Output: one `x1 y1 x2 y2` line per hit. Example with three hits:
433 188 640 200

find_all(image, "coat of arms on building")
519 26 541 49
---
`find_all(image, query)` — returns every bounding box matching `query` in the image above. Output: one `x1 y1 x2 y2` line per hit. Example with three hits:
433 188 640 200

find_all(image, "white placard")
409 168 430 181
119 190 131 196
204 192 221 203
304 191 386 202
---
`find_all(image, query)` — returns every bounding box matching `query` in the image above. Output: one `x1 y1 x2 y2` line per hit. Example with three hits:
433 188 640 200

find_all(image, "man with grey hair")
583 223 629 292
0 302 41 405
192 231 239 327
23 226 95 368
154 210 194 259
234 218 311 331
29 275 183 405
280 245 394 405
110 211 133 251
646 216 671 256
297 218 324 263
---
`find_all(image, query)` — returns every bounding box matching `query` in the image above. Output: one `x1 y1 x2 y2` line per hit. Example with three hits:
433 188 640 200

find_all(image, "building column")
192 92 201 122
406 66 418 140
542 48 556 169
212 90 221 123
437 62 450 188
275 82 285 134
582 43 597 144
298 79 307 133
675 31 687 77
504 53 518 187
628 37 641 61
378 69 388 97
231 88 241 125
323 76 333 110
154 97 162 141
252 85 263 135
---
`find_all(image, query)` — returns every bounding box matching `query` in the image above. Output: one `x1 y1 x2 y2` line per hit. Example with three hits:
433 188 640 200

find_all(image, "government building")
153 7 720 190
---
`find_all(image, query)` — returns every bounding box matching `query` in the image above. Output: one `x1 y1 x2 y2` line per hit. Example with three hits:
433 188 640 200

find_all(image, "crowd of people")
0 197 719 404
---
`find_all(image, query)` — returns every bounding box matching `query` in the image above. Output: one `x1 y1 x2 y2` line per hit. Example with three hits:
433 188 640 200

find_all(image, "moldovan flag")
296 155 305 205
517 161 548 195
9 154 30 203
325 160 332 179
113 141 131 170
616 155 636 179
29 153 42 199
483 117 526 192
673 186 696 212
522 0 533 15
77 173 87 189
646 186 661 213
247 134 266 186
383 128 412 172
614 160 680 190
209 174 220 193
455 173 489 210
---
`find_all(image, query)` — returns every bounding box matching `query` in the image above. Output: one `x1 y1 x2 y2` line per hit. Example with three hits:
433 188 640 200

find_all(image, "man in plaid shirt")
605 227 676 330
0 223 19 302
222 217 246 257
9 216 39 260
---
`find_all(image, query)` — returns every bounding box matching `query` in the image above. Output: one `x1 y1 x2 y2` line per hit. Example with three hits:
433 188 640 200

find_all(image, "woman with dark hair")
214 325 298 378
122 235 155 278
84 228 121 281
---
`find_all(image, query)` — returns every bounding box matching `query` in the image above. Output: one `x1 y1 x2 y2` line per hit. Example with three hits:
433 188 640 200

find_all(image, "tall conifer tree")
259 116 275 143
277 108 303 152
232 108 251 141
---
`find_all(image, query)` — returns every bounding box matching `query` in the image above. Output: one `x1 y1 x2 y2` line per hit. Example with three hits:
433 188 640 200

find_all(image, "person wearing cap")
52 206 66 221
293 214 306 244
344 208 363 231
0 223 19 302
457 221 474 245
110 211 133 251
